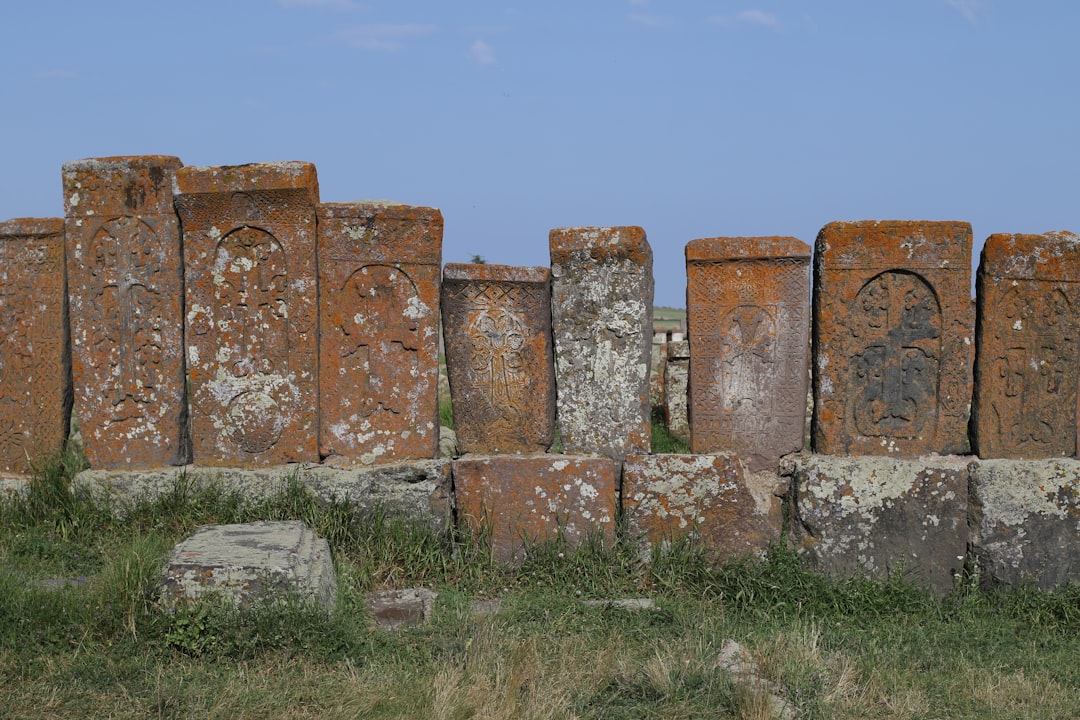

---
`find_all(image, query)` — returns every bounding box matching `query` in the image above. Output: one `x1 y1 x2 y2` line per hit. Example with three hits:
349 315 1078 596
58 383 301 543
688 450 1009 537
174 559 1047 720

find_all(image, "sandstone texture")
442 264 555 454
813 221 974 457
663 340 690 443
63 156 187 469
972 231 1080 459
160 520 336 610
318 202 443 466
549 226 654 459
650 335 667 408
453 454 617 563
0 218 70 475
74 459 453 531
969 459 1080 589
788 453 969 594
368 588 437 629
686 237 810 472
175 162 320 466
622 454 783 561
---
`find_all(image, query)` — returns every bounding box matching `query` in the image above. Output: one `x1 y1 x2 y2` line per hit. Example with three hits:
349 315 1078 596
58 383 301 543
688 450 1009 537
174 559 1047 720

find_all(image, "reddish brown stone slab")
441 264 555 454
0 218 70 475
174 162 320 466
812 221 974 456
685 237 810 472
63 156 187 469
549 226 654 459
973 232 1080 459
318 202 443 465
623 454 783 562
453 454 618 563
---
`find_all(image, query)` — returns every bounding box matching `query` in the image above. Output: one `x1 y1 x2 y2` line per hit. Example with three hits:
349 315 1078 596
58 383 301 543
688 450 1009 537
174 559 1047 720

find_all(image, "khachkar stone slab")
786 453 970 595
686 237 810 472
318 202 443 466
549 226 654 459
453 455 618 563
623 454 783 562
972 232 1080 459
174 162 320 466
0 218 70 475
813 221 974 456
160 521 337 610
63 156 187 469
442 264 555 454
664 340 690 443
969 459 1080 589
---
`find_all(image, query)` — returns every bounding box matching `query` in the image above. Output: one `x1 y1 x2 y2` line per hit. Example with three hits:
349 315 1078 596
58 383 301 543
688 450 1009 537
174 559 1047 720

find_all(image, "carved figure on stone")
468 306 528 424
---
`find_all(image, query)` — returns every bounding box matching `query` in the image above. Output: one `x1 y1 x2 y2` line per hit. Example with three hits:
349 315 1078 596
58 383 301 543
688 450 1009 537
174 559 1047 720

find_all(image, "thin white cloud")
469 39 498 66
709 9 781 30
629 13 671 27
945 0 978 24
334 23 438 51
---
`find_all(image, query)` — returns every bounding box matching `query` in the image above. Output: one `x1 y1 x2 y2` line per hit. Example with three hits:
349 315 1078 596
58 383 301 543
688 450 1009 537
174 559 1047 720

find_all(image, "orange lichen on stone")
317 202 443 465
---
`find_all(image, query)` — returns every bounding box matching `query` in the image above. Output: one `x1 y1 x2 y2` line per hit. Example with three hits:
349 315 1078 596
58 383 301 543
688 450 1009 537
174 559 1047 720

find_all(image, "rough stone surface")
160 520 336 610
549 226 654 459
622 454 783 562
650 336 667 408
969 459 1080 589
972 231 1080 459
174 162 320 466
442 264 556 454
812 220 974 457
663 340 690 443
318 202 443 466
74 459 453 531
0 218 70 475
686 237 810 472
787 453 969 594
367 588 437 629
453 454 617 563
63 156 187 469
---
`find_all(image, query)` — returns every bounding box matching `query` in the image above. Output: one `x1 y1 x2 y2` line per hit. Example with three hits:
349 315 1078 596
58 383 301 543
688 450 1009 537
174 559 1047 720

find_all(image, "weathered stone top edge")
173 161 319 196
62 155 184 173
317 201 443 220
548 226 651 265
685 236 809 261
443 263 550 283
0 217 65 236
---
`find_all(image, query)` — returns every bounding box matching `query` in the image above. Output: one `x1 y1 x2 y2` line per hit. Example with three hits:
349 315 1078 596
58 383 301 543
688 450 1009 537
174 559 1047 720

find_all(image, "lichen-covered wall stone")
549 226 653 459
663 340 690 443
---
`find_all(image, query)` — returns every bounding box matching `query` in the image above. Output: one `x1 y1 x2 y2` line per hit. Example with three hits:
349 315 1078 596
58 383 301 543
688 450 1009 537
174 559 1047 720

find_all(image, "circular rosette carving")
226 390 285 454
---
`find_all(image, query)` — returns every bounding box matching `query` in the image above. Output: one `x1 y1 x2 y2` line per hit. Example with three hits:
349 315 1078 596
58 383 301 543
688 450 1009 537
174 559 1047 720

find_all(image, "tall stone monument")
549 226 653 459
63 156 187 469
174 162 320 466
0 218 70 475
972 231 1080 458
318 202 443 465
686 237 810 472
441 264 555 454
812 220 974 456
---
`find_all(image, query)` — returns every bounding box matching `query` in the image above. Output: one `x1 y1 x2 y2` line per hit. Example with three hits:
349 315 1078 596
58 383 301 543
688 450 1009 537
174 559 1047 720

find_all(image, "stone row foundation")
1 155 1078 593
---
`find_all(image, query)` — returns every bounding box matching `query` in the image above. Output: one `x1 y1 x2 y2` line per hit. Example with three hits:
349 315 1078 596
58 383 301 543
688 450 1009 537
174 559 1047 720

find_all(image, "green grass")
1 443 1078 718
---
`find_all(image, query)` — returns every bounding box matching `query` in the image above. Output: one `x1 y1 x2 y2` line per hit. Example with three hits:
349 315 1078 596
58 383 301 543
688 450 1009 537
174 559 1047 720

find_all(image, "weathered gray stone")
663 340 690 443
74 459 453 531
969 458 1080 589
787 453 969 595
160 520 336 610
367 588 437 629
549 226 654 459
438 425 458 459
581 598 657 611
650 335 666 408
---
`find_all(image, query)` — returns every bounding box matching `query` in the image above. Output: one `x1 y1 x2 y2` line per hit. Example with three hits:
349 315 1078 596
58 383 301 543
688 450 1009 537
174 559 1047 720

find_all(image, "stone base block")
367 588 438 629
970 459 1080 590
622 454 783 562
160 520 336 610
453 454 618 563
787 453 969 595
74 459 453 531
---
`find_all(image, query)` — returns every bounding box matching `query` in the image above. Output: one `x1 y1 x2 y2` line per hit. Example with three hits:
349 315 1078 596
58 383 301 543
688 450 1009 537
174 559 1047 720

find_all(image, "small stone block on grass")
622 454 783 562
160 520 336 611
452 454 618 563
787 453 970 595
367 588 437 630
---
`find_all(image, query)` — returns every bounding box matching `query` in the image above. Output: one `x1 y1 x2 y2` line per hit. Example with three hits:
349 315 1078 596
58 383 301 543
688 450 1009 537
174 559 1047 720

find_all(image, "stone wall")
2 156 1078 592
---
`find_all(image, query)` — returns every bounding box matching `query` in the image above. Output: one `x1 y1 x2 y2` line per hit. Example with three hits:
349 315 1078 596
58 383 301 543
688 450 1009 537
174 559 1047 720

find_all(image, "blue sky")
1 0 1076 306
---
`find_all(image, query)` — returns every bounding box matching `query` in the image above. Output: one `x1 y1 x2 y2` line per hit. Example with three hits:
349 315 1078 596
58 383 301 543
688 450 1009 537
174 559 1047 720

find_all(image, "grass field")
1 437 1078 719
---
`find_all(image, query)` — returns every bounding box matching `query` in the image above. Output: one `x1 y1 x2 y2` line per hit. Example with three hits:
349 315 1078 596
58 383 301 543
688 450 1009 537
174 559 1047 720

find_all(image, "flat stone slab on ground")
367 587 437 629
970 458 1080 589
160 520 336 610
